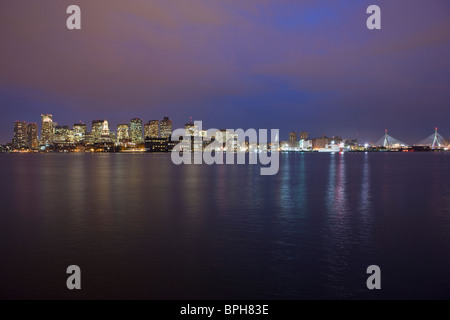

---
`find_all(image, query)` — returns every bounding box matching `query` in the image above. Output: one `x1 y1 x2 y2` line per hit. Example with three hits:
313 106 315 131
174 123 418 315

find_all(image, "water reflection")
359 153 373 220
326 154 348 216
2 153 450 299
323 153 351 297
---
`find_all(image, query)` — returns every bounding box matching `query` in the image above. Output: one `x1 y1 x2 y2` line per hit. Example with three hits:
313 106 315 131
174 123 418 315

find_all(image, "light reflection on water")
0 152 449 299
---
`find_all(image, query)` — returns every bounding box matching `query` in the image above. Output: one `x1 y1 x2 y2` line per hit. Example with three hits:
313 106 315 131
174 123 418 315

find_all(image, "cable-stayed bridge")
416 128 445 148
375 130 408 148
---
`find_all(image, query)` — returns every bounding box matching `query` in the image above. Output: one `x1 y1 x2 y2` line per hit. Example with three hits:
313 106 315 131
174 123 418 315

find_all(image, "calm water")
0 152 449 299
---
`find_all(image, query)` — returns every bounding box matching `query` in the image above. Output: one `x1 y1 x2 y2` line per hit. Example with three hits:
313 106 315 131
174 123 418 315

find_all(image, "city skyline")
7 112 449 150
1 1 449 145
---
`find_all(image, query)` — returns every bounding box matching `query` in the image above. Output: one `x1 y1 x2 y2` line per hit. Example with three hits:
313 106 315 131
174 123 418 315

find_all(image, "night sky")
1 0 449 145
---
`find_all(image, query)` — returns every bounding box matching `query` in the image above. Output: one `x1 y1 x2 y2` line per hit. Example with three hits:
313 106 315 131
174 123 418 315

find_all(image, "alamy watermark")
170 121 280 176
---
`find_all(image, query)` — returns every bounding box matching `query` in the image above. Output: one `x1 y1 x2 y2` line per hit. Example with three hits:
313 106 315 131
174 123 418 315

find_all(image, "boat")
318 142 344 153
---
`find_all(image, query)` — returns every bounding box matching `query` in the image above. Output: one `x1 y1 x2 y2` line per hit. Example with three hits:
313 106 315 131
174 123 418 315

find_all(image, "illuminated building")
40 114 53 145
117 124 130 143
312 135 332 149
289 132 298 142
299 139 312 150
27 122 39 148
109 132 116 144
160 116 172 139
85 132 94 144
101 120 110 136
344 139 359 150
281 141 300 151
73 123 87 143
92 120 104 143
130 118 143 144
97 121 114 143
54 126 71 144
145 137 169 152
144 120 159 138
13 121 28 149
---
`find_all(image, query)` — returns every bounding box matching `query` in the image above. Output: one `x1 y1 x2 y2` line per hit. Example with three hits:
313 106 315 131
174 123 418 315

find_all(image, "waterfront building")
73 123 87 143
92 120 104 143
344 138 359 150
98 121 114 143
117 124 130 143
13 121 28 149
281 140 300 151
54 125 71 144
85 132 94 144
160 117 173 139
27 122 39 148
145 137 169 152
130 118 143 144
40 114 53 145
299 139 312 150
144 120 159 139
312 135 332 149
101 120 110 136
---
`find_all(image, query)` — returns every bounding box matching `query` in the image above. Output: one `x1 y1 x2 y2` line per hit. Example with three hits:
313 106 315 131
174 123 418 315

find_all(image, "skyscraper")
117 124 130 143
144 120 159 139
73 123 87 143
54 126 71 144
40 114 53 145
99 120 114 143
101 120 110 136
160 117 172 139
130 118 143 144
289 132 298 142
92 120 104 143
27 123 39 148
14 121 28 149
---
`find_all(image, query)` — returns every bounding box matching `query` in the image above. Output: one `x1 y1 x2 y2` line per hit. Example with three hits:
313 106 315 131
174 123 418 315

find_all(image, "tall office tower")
117 124 130 142
73 123 87 143
160 116 172 139
27 123 39 148
144 120 159 139
14 121 28 149
130 118 143 144
40 114 54 145
289 132 298 142
98 120 113 143
54 126 71 144
101 120 110 136
92 120 104 143
299 131 309 141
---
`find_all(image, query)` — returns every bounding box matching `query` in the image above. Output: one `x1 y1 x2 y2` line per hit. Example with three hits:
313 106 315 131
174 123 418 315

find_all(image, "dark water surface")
0 152 449 299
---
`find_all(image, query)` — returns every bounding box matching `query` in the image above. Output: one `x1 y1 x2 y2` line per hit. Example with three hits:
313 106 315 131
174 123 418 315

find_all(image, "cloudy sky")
1 0 449 144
